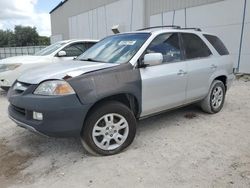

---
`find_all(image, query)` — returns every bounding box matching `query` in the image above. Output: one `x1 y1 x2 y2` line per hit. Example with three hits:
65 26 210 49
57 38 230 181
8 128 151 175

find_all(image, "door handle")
177 69 187 76
210 64 217 69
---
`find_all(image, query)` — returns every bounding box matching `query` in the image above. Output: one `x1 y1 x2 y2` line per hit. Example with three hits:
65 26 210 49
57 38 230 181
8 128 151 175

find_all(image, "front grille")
12 105 26 116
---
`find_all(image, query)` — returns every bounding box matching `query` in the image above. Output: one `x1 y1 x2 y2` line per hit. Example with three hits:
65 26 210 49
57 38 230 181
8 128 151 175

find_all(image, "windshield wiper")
80 58 107 63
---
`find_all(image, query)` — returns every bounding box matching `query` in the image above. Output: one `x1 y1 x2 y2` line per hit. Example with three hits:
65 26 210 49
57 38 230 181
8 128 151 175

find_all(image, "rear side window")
204 34 229 55
181 33 212 60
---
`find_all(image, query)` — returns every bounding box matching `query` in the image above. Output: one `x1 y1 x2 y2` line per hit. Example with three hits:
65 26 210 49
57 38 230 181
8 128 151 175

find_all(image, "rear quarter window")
204 34 229 55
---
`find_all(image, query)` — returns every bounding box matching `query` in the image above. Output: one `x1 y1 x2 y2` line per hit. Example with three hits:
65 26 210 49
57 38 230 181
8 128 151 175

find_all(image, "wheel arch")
214 75 228 91
209 69 228 91
82 93 140 131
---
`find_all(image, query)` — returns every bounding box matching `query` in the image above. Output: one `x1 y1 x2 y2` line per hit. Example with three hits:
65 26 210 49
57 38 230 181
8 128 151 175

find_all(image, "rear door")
203 34 233 74
140 32 188 117
180 33 215 103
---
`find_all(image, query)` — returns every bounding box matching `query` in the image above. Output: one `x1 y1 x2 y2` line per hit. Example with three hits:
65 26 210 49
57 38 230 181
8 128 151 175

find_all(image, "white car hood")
18 60 118 84
0 55 51 64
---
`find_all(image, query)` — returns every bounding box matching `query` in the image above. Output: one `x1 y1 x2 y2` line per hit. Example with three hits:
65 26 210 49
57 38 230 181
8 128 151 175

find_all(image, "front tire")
81 101 137 156
200 80 226 114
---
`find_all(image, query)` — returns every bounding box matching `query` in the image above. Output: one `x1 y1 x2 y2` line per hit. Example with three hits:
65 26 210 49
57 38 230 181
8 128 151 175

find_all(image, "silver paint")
92 113 129 151
137 29 234 117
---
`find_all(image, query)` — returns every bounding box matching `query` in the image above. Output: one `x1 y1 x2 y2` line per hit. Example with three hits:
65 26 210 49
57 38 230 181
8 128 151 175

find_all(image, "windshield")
35 41 67 56
78 33 150 64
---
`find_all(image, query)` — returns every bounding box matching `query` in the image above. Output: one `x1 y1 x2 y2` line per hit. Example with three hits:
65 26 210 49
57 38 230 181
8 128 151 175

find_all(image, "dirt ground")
0 79 250 188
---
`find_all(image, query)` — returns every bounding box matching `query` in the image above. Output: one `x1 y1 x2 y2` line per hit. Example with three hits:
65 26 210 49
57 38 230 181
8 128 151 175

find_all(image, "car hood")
18 60 119 84
0 55 51 64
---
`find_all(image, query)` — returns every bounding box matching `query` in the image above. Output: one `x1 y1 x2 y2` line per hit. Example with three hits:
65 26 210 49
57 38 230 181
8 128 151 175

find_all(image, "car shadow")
137 104 202 134
11 104 203 157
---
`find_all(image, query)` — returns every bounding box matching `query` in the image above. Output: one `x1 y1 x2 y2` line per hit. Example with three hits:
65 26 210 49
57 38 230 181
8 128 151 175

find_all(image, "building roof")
49 0 68 14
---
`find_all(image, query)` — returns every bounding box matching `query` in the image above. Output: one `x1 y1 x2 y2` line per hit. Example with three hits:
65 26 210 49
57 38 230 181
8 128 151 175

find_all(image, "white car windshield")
78 33 150 64
35 41 67 56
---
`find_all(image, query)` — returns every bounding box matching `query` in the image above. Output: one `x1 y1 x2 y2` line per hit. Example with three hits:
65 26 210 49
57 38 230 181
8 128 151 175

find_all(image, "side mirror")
144 53 163 67
57 50 67 57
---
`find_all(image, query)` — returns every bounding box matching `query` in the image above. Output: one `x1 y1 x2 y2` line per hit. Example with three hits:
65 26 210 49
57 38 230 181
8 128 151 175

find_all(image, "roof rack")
179 27 202 32
137 25 181 31
137 26 202 32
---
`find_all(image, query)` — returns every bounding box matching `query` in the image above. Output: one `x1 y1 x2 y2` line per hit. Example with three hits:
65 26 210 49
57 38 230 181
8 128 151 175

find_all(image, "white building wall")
50 34 63 44
68 0 144 40
173 10 186 28
240 0 249 73
163 11 174 25
149 0 250 73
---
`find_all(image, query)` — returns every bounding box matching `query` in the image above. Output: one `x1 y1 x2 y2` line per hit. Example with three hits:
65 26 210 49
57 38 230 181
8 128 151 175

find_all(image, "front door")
139 33 187 117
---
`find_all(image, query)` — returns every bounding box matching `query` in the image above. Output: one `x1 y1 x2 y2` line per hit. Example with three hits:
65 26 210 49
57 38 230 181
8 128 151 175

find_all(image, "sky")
0 0 62 36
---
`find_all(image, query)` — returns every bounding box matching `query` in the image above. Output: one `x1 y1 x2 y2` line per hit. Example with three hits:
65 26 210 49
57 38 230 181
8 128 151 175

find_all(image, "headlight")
34 80 75 96
0 63 22 73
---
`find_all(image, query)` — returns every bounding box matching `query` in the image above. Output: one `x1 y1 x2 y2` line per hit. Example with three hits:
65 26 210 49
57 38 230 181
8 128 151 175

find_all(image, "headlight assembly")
0 63 22 73
34 80 75 96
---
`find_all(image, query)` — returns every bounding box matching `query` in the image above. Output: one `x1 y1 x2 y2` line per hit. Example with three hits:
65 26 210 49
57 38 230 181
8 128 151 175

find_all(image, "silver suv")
7 26 235 155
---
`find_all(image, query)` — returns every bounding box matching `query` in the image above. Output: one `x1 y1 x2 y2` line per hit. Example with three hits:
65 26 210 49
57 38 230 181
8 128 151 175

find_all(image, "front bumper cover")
8 84 92 137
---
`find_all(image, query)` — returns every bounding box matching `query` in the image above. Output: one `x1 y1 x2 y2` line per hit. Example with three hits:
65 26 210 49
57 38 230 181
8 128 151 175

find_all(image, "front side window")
63 43 86 57
204 34 229 55
146 33 182 63
35 41 67 56
181 33 212 60
86 42 96 49
78 33 150 64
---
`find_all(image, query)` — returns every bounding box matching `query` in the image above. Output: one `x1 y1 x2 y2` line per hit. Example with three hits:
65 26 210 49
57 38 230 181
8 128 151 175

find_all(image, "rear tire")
81 101 137 156
200 80 226 114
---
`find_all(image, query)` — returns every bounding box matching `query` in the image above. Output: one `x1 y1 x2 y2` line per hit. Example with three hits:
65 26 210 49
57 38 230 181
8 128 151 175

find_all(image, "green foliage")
38 36 50 45
0 30 15 47
0 25 50 47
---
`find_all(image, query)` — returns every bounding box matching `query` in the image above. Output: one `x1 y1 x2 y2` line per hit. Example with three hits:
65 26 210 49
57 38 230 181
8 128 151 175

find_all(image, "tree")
0 29 15 47
14 25 39 46
0 25 50 47
38 36 50 45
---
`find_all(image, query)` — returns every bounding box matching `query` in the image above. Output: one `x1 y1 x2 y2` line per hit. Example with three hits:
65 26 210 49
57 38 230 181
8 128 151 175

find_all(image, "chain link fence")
0 46 47 59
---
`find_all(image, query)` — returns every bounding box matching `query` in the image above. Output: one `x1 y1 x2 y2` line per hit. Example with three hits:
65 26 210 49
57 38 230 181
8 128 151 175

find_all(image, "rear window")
204 34 229 55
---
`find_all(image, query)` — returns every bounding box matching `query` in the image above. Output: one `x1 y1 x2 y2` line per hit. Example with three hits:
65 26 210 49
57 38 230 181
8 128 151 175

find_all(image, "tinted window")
204 34 229 55
63 43 86 57
147 33 181 63
86 42 96 49
182 33 212 59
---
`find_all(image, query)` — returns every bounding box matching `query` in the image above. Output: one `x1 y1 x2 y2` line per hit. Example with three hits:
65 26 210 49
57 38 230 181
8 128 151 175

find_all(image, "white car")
0 39 98 90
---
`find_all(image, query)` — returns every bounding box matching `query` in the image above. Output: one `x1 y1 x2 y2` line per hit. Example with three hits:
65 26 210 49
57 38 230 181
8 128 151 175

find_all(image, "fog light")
33 111 43 121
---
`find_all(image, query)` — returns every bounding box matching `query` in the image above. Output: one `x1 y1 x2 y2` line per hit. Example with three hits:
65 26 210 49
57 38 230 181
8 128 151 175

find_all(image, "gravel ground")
0 79 250 188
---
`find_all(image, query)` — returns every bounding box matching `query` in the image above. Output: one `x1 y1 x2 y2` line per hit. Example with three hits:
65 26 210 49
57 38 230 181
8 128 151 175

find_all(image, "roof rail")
137 25 181 31
179 27 202 32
